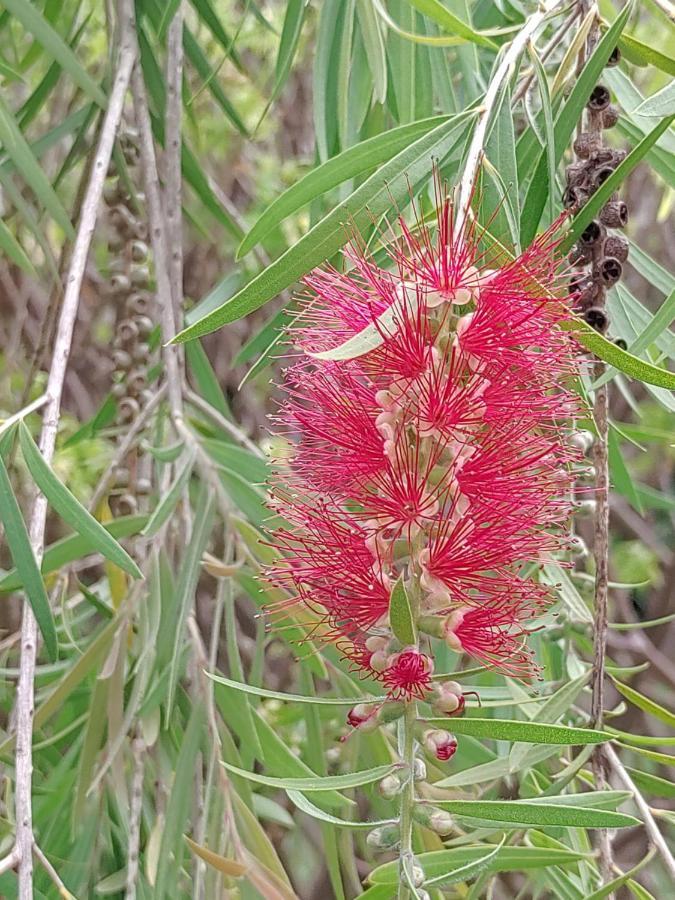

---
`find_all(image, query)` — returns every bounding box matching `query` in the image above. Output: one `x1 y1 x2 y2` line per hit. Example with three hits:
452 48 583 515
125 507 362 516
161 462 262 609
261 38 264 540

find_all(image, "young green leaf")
141 450 195 538
18 423 142 579
388 575 417 645
286 790 394 829
609 676 675 729
172 110 476 342
405 0 496 49
221 760 397 791
428 800 639 829
0 451 57 660
422 716 612 744
635 81 675 117
207 673 383 705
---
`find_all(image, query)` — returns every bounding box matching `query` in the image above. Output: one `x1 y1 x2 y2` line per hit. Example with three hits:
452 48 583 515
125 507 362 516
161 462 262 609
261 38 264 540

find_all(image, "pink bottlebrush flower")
267 184 582 695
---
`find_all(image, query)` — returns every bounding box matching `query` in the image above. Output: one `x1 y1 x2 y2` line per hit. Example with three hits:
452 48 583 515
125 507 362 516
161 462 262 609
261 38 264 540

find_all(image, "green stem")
397 698 418 900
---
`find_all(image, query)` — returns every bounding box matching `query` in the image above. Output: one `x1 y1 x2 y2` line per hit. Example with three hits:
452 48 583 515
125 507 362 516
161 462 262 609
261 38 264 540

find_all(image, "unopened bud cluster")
565 47 627 336
103 126 155 516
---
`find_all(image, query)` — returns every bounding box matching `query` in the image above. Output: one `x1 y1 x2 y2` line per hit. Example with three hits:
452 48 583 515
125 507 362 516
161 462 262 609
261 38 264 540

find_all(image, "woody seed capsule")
587 84 611 112
604 235 629 263
600 200 628 228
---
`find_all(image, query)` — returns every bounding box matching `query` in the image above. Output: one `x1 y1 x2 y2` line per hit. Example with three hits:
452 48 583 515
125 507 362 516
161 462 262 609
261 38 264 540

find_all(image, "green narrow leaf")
388 574 417 645
625 767 675 799
424 839 506 887
619 33 675 76
368 846 591 884
422 716 612 745
406 0 496 48
237 115 449 258
258 0 307 125
0 450 57 660
172 110 476 341
356 0 387 103
140 450 196 538
0 0 106 106
609 676 675 728
287 790 394 829
429 800 639 829
221 759 396 791
635 80 675 117
527 44 556 226
0 93 74 238
165 484 215 719
0 217 36 274
207 673 383 705
18 423 142 579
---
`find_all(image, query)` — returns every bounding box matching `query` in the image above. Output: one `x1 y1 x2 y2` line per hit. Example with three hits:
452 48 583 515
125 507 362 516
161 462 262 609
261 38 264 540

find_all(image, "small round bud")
413 804 454 835
430 681 465 717
600 200 628 228
413 758 427 782
136 477 152 496
584 306 609 333
130 240 149 263
112 349 132 370
587 84 611 112
346 703 377 731
569 535 589 559
423 729 458 761
411 864 425 888
130 265 150 288
133 342 150 364
575 499 597 517
570 430 594 453
111 381 127 399
366 824 399 850
379 773 403 799
134 315 154 338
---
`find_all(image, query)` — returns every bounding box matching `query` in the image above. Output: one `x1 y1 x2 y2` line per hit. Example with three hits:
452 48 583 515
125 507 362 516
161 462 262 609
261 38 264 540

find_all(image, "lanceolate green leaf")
609 676 675 728
172 110 476 342
422 716 611 745
0 217 35 274
0 451 57 660
18 424 142 579
635 80 675 117
368 846 591 884
388 575 417 645
237 115 450 258
405 0 496 49
0 93 74 238
428 800 639 829
140 450 196 538
286 790 394 829
221 760 397 791
207 673 383 705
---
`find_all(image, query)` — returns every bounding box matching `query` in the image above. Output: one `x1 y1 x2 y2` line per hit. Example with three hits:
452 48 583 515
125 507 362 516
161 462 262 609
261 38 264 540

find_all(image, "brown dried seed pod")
577 284 603 311
604 235 629 263
579 220 606 247
118 397 140 423
103 181 123 207
591 165 616 190
130 265 150 288
112 349 133 370
589 148 615 166
111 381 127 399
116 318 140 345
130 240 149 262
614 337 628 350
565 162 587 185
132 342 150 363
612 148 628 165
597 257 623 287
606 46 621 67
134 314 154 338
126 291 151 316
573 132 602 160
114 467 130 488
126 369 147 395
136 477 152 496
568 244 592 266
584 306 609 332
115 493 138 516
110 273 131 293
600 200 628 228
602 105 619 128
562 185 588 210
587 84 611 112
109 204 138 232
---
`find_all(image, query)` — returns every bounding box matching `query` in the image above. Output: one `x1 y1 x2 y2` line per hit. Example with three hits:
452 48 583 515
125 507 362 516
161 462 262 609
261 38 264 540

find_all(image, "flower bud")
379 772 403 799
366 824 400 850
423 729 458 761
430 680 465 717
413 758 427 782
346 703 378 731
410 864 425 888
413 804 454 835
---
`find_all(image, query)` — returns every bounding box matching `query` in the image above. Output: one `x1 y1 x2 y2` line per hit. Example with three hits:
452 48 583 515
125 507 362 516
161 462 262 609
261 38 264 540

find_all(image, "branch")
124 732 146 900
454 0 567 237
6 5 137 894
165 2 184 327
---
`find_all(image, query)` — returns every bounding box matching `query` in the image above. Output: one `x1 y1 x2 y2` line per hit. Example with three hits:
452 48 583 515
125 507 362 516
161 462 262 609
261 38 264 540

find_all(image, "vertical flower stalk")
267 179 583 891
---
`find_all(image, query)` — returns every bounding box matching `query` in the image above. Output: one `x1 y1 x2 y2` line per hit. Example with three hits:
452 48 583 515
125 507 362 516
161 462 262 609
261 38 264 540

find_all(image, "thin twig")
454 0 567 238
184 388 263 457
124 731 146 900
165 3 184 328
0 395 48 439
0 7 137 895
605 743 675 881
33 843 74 899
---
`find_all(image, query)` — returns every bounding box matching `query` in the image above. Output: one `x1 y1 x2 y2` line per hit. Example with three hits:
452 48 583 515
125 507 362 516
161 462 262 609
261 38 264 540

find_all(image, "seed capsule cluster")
565 47 628 335
104 127 155 515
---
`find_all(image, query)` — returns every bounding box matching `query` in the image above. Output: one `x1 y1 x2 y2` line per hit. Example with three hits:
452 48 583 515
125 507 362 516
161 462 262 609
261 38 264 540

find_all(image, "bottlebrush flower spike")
267 182 582 698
